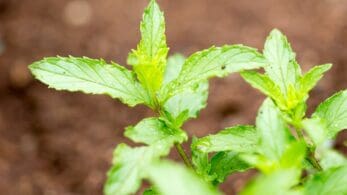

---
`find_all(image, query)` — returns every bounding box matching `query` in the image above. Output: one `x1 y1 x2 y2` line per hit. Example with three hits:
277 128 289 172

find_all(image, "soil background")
0 0 347 194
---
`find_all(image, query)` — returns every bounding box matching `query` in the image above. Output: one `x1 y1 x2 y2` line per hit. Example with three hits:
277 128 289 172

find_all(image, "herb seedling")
29 0 347 194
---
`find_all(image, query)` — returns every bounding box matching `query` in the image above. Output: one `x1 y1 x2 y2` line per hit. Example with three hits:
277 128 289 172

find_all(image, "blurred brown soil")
0 0 347 194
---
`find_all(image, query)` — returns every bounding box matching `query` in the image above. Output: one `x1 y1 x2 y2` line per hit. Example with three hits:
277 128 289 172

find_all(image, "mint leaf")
278 141 306 170
318 147 347 170
305 165 347 195
161 54 209 126
143 187 160 195
161 45 266 100
240 71 286 109
147 161 221 195
104 144 160 195
209 151 251 185
311 90 347 138
128 0 168 93
163 53 186 85
163 81 208 126
241 169 302 195
124 117 187 153
29 56 150 107
256 99 292 160
302 118 328 145
298 64 332 97
191 137 211 182
263 29 301 95
242 141 306 174
193 125 259 153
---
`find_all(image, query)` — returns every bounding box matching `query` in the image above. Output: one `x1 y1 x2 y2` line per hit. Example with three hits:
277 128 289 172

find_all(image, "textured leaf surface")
240 71 285 108
161 45 266 100
29 56 150 107
194 125 259 153
104 144 160 195
128 0 168 92
263 29 300 94
298 64 331 96
256 99 292 160
305 165 347 195
312 90 347 138
148 161 221 195
163 81 208 126
209 151 251 184
124 117 187 151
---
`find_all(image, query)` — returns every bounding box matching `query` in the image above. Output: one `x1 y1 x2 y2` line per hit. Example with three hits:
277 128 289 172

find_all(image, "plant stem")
306 149 323 171
175 143 193 169
294 128 322 171
154 104 193 169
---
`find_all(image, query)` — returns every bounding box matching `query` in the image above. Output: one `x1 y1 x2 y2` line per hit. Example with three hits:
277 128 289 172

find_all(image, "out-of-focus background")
0 0 346 194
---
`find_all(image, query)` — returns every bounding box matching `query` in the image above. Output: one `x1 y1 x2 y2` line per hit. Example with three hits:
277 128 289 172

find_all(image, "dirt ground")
0 0 346 194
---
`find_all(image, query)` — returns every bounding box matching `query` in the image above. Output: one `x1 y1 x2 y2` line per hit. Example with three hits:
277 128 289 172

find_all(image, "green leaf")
278 141 306 170
263 29 301 95
124 117 187 153
191 137 211 182
161 54 209 126
298 64 332 97
256 99 292 160
312 90 347 138
319 148 347 170
161 45 266 100
240 169 303 195
242 141 306 174
147 161 221 195
128 0 168 93
163 81 208 126
104 144 161 195
305 165 347 195
193 125 259 153
209 151 251 184
240 71 286 109
143 187 160 195
29 56 150 107
163 54 186 85
302 118 328 145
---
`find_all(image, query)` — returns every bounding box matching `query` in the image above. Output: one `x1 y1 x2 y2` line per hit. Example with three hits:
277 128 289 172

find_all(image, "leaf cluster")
29 0 347 194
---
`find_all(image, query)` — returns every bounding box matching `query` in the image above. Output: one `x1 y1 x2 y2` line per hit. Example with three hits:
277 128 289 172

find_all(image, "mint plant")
28 0 347 194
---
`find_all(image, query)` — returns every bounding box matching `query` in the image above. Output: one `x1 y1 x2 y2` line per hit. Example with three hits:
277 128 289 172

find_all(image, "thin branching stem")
175 143 193 169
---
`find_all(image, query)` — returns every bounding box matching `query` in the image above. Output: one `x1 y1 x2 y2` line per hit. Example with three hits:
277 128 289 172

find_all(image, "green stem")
154 101 193 168
175 143 193 169
307 149 323 171
294 128 322 171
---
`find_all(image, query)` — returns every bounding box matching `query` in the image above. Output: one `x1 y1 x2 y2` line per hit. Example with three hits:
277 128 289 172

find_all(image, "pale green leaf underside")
148 161 221 195
305 165 347 195
161 45 266 100
194 125 259 153
312 90 347 138
163 53 186 85
124 117 187 150
256 99 291 161
163 54 209 126
29 56 149 107
164 81 208 126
